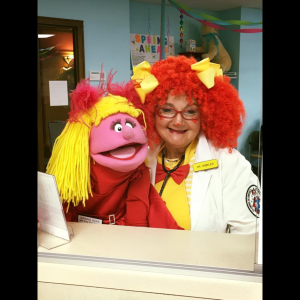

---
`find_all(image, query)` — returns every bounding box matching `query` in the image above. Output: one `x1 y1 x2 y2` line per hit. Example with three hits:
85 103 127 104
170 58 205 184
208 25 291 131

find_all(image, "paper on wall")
49 80 68 106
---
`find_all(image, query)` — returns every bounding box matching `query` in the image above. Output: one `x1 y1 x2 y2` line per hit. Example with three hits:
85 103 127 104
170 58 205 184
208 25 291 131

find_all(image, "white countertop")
38 223 261 300
38 222 257 270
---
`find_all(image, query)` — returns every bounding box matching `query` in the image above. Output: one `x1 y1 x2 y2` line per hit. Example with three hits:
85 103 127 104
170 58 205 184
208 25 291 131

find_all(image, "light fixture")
38 34 55 38
63 55 74 66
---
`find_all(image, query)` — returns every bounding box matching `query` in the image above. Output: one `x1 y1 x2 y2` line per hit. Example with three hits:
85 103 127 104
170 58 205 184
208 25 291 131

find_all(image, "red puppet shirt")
63 160 183 230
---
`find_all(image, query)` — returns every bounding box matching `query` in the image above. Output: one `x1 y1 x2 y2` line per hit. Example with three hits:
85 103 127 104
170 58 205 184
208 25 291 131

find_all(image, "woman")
131 55 260 233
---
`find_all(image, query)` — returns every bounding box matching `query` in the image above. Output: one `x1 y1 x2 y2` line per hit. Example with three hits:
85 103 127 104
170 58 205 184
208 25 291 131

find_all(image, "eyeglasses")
156 106 200 120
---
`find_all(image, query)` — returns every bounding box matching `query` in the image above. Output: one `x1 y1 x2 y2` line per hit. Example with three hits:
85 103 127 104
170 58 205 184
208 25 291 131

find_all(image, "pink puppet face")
89 113 148 172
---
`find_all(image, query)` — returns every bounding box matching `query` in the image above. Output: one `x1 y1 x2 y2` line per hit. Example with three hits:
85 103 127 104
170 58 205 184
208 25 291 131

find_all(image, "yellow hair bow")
191 58 223 89
131 61 159 103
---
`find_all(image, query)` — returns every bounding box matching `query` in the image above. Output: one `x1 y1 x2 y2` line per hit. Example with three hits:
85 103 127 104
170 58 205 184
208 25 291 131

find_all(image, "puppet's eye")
125 121 133 128
114 123 122 132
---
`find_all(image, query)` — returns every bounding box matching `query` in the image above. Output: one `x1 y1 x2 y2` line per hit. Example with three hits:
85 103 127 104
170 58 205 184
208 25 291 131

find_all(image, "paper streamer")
39 50 59 61
169 0 262 33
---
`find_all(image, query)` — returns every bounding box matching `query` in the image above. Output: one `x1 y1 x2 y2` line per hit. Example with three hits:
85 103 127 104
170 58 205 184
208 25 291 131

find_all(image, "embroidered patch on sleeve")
246 185 260 218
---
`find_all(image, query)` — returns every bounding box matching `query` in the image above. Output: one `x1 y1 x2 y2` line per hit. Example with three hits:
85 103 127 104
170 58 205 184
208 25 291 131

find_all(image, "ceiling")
131 0 262 11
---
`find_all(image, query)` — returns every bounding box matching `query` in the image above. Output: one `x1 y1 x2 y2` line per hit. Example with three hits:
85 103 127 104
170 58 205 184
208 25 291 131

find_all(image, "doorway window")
38 17 85 172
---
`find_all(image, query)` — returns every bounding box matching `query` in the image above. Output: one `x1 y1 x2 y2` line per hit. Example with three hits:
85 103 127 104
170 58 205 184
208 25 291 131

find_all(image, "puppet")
46 68 182 229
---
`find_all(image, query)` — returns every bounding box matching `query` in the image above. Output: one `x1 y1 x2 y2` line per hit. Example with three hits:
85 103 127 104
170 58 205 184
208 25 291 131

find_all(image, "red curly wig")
143 55 246 150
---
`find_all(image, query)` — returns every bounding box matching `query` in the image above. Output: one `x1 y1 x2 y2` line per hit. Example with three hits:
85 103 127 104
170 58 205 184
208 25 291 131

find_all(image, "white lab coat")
147 131 260 234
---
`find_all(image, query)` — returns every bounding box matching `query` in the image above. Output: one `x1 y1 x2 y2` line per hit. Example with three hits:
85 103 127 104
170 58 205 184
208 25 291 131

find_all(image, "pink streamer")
181 10 262 33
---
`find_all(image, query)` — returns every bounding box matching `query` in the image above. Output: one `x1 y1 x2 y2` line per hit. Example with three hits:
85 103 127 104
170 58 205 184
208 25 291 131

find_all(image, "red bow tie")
155 163 190 185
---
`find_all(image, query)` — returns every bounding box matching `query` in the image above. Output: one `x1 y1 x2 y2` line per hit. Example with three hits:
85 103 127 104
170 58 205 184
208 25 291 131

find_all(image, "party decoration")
179 12 184 47
148 7 151 37
196 24 232 72
39 46 55 56
167 15 170 53
39 50 59 61
169 0 262 33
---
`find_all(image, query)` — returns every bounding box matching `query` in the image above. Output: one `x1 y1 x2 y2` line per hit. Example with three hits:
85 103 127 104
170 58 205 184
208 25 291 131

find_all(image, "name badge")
78 214 102 224
193 159 218 172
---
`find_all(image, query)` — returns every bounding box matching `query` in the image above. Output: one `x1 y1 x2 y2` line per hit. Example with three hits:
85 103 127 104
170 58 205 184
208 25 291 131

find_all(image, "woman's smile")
168 127 188 134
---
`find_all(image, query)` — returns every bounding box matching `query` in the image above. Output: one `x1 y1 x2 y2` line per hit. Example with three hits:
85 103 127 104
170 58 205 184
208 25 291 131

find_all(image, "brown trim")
72 25 85 85
37 38 44 172
38 16 84 28
37 16 85 172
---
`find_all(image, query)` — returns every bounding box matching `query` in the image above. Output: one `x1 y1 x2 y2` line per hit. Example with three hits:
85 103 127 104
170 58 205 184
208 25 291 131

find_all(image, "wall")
38 0 131 83
219 7 242 90
218 7 262 159
237 7 263 159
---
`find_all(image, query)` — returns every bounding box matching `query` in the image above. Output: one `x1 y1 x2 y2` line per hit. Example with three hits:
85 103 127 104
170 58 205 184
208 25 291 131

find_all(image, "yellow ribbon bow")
131 61 159 103
191 58 223 89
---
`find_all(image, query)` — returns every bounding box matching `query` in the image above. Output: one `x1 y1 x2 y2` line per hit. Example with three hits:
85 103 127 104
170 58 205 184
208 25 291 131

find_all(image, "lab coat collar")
195 131 213 162
147 142 162 186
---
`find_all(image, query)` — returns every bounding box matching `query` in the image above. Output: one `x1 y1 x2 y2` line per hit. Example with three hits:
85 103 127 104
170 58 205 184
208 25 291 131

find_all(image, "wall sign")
130 33 174 67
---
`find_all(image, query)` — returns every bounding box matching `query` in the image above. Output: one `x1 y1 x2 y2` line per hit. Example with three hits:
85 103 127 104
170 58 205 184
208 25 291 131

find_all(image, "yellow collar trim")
157 137 199 165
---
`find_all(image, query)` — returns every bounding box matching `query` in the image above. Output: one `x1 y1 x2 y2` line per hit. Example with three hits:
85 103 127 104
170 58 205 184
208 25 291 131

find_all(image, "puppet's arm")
126 164 183 230
147 185 183 230
125 164 150 227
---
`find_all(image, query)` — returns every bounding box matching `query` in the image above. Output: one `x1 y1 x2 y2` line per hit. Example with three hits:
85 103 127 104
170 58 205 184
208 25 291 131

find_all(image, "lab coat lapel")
190 132 213 230
147 143 162 186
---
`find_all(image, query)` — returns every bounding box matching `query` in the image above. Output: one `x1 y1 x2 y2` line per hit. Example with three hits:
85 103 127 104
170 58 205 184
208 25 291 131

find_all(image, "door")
37 16 85 172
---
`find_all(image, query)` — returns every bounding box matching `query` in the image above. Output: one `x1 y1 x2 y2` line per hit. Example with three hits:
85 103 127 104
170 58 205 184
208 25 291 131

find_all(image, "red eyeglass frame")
156 106 200 120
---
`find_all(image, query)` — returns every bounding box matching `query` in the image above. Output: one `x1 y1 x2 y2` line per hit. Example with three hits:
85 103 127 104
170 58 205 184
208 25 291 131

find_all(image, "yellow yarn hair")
92 94 145 127
46 94 146 209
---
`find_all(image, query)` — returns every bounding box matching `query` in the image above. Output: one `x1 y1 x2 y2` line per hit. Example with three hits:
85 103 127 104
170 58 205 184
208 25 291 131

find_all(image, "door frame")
37 16 85 172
